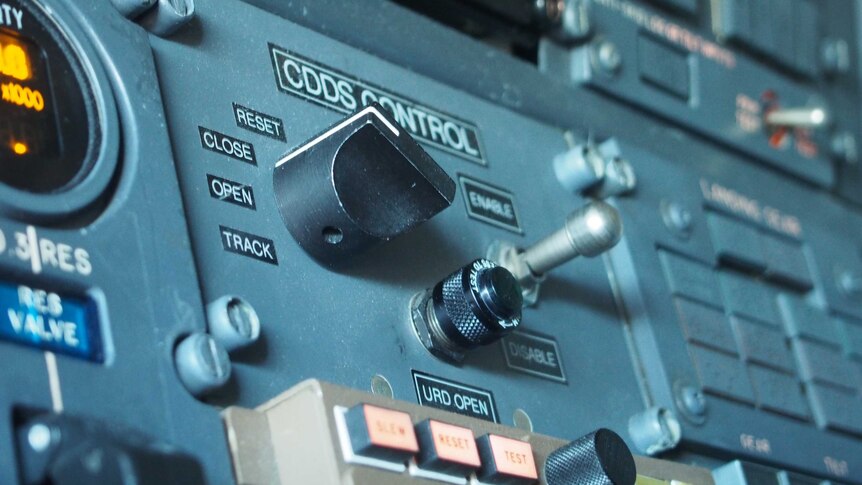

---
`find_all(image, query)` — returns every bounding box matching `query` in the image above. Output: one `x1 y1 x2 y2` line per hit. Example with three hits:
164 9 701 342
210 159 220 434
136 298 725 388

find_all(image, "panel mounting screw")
593 40 622 74
837 268 862 299
831 131 858 165
677 385 707 419
821 38 850 76
207 295 261 352
370 374 394 398
174 332 231 397
661 200 693 239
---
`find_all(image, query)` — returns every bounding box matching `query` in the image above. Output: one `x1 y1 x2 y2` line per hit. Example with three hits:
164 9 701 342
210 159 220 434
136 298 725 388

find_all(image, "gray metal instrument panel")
151 0 643 476
610 138 862 481
1 0 860 484
153 0 862 483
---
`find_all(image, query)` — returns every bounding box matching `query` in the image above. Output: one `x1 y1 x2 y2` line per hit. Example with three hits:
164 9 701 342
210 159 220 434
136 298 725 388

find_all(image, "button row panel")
222 380 716 485
341 403 538 484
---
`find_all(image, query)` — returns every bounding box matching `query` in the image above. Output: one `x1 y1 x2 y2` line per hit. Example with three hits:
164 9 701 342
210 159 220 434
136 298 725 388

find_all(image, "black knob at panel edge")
273 103 456 266
544 428 636 485
432 259 523 349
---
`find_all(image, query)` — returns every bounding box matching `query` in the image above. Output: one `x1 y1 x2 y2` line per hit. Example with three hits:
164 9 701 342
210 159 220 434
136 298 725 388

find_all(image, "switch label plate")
413 371 499 423
502 331 567 383
207 174 256 210
0 282 103 362
219 225 278 265
458 175 523 234
269 45 487 166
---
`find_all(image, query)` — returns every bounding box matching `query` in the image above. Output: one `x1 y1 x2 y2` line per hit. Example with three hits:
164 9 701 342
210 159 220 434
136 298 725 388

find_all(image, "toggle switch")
410 259 523 363
765 107 829 129
488 200 623 304
273 103 456 266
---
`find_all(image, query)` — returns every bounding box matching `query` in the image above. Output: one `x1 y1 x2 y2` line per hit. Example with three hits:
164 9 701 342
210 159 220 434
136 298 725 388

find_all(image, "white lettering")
469 192 514 219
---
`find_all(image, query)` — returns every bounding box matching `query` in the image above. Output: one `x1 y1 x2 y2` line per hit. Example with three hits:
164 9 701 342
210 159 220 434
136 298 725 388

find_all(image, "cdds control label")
269 45 487 166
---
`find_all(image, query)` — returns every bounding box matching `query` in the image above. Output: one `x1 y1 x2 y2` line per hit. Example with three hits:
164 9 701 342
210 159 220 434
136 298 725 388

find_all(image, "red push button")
477 434 538 484
345 404 419 462
415 419 481 475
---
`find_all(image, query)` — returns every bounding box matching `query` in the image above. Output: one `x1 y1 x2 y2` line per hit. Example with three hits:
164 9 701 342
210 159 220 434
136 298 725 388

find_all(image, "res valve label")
269 45 487 166
0 282 103 362
0 226 92 276
199 126 257 165
502 331 566 383
458 175 522 234
219 225 278 265
413 371 499 423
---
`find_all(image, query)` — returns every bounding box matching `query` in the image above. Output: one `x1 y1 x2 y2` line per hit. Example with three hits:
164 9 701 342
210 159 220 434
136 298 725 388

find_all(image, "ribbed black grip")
544 429 636 485
431 259 522 349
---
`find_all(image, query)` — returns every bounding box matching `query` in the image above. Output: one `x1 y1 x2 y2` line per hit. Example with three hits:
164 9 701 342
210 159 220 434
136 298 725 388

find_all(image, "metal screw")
553 143 606 194
370 374 394 398
591 156 636 198
628 407 682 455
110 0 157 18
138 0 196 37
831 131 858 165
661 200 693 238
27 423 56 453
560 0 591 41
513 408 534 432
679 386 707 417
174 332 231 397
837 269 862 299
207 296 261 352
536 0 565 24
594 40 622 73
821 38 850 75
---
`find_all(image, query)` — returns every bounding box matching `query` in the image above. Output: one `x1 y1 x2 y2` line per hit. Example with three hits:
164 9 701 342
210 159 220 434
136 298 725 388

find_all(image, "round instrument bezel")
0 0 119 221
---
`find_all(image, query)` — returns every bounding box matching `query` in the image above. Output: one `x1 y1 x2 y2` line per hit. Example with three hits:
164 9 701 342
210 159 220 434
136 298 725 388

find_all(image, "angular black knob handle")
273 103 456 265
544 429 636 485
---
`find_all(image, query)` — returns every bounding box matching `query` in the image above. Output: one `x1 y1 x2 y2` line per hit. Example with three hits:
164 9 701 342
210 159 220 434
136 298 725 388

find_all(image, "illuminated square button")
415 419 480 475
476 434 538 484
345 404 419 462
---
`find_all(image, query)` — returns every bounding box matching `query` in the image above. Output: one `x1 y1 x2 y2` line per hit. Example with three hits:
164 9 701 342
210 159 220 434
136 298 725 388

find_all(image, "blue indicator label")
0 283 102 362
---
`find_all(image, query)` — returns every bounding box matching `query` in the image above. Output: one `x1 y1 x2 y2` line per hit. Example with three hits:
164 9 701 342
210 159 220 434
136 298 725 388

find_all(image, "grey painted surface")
0 0 860 483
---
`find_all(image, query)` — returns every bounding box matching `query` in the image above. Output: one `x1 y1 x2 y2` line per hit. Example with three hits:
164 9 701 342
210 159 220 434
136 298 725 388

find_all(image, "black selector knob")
273 103 456 265
544 429 636 485
431 259 523 350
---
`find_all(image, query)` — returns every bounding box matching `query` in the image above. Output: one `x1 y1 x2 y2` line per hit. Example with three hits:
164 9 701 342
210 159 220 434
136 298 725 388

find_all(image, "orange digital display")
0 32 32 81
